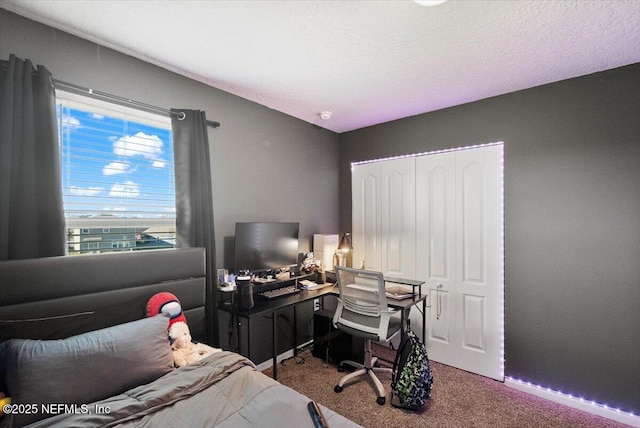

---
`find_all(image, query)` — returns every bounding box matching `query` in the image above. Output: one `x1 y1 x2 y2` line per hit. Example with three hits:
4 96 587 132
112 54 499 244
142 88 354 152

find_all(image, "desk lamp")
338 233 353 268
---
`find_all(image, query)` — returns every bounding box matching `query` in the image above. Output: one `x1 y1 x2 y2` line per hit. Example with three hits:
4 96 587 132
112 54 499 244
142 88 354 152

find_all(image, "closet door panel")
455 145 503 380
430 289 451 344
462 294 486 352
416 152 456 359
461 162 486 284
417 145 503 381
380 158 415 278
352 157 415 277
352 163 381 271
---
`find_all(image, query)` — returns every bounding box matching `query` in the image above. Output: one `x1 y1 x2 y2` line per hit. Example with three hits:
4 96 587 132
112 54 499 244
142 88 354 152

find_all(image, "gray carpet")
262 344 627 428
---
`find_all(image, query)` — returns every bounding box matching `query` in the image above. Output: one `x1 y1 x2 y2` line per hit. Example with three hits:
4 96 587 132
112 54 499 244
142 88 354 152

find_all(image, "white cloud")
91 113 104 120
69 186 103 196
113 132 164 162
109 181 140 198
103 161 131 175
151 160 166 168
62 115 81 130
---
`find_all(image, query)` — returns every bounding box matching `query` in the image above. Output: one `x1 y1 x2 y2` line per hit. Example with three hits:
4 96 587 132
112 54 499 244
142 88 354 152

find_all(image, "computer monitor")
233 222 299 273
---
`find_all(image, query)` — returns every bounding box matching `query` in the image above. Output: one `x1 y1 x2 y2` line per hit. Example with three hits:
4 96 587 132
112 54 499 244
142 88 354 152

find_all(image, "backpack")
390 328 434 410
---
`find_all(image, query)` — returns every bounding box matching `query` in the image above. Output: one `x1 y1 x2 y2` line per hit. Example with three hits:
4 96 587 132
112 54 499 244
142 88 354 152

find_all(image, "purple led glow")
505 376 639 427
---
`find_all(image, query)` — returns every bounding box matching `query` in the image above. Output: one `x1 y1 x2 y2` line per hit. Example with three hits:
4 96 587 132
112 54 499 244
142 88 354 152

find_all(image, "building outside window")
56 92 176 255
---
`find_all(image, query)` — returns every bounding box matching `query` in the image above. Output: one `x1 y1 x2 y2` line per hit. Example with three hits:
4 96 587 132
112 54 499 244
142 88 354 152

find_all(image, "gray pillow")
0 315 174 427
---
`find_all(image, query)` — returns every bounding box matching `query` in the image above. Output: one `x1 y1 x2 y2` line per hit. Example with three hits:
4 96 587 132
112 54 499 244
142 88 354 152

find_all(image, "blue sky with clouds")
58 106 175 219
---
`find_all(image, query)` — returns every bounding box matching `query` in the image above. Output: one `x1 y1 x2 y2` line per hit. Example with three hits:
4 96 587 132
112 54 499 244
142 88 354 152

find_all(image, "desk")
219 282 427 380
219 285 336 380
384 286 428 344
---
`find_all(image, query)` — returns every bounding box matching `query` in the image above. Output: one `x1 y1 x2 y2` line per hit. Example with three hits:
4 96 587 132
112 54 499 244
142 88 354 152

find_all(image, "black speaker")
237 275 254 309
312 310 362 365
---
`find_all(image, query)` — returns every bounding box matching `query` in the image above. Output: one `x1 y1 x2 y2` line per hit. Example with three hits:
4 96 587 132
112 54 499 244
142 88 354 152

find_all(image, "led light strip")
498 144 505 380
350 141 504 169
505 377 640 427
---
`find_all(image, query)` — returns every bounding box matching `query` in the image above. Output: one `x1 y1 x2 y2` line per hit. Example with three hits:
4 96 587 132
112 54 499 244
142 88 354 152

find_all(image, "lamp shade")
339 233 353 252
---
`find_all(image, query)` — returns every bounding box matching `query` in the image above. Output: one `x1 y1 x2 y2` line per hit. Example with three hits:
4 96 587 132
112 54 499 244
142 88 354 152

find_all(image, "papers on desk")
299 280 331 290
385 285 414 300
344 282 415 300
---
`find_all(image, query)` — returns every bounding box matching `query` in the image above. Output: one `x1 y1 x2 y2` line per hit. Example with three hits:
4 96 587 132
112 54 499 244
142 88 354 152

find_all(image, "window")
56 92 176 255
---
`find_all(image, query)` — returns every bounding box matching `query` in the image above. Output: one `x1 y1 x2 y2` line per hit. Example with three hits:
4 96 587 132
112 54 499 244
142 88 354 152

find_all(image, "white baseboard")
505 377 640 427
255 340 313 372
255 349 295 371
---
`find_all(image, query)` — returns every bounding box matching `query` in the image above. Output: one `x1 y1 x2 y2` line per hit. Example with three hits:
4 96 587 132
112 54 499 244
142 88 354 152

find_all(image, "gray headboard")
0 248 207 343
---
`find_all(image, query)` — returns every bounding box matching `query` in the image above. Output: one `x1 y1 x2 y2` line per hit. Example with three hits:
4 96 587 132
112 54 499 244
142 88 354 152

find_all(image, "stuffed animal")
168 321 221 367
146 292 187 329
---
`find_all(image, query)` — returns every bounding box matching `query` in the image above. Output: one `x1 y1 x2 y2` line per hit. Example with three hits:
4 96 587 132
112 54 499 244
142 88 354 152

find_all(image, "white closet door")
455 145 503 380
352 162 381 271
416 151 457 366
352 158 415 278
380 158 416 278
417 145 503 381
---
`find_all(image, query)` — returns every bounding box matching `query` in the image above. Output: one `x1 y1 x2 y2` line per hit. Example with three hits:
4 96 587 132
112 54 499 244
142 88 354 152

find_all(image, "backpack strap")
391 328 412 388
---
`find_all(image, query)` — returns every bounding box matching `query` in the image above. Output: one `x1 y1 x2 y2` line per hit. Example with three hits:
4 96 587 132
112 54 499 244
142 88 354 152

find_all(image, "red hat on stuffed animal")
146 292 187 327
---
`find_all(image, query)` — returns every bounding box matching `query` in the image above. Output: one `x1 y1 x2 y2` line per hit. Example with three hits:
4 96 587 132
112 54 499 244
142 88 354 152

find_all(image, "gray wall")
0 8 341 272
339 63 640 414
3 6 639 416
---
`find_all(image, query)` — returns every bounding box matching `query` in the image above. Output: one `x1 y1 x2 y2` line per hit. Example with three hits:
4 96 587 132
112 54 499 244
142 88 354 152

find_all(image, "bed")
0 249 359 427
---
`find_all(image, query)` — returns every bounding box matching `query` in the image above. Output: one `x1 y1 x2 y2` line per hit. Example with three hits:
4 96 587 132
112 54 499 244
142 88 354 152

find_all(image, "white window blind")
56 91 176 255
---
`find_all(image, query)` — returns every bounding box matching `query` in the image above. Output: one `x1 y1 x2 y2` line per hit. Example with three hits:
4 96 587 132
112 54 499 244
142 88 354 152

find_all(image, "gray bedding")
26 351 360 428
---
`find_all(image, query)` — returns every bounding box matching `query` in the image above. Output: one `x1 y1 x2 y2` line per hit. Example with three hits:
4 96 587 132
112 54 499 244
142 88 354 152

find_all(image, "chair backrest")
333 266 397 342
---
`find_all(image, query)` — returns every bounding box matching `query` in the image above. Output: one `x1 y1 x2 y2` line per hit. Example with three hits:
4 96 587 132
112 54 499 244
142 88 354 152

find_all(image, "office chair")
332 266 402 405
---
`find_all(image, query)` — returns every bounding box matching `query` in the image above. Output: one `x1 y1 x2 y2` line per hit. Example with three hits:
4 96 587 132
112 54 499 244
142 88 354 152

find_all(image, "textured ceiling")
2 0 640 133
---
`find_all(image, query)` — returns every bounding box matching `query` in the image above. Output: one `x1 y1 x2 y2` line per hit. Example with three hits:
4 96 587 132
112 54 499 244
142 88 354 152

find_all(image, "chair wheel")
376 396 386 405
334 385 343 393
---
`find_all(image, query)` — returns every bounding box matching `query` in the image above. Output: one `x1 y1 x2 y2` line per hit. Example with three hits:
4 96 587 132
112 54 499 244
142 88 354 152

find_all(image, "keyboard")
258 285 300 299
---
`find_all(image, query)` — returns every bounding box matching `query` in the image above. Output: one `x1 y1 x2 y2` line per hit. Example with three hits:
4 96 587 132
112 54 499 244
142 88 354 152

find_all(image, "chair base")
334 340 391 405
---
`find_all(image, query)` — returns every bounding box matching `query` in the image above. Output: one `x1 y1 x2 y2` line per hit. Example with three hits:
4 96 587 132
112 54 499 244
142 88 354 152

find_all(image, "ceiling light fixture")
413 0 448 6
319 111 332 120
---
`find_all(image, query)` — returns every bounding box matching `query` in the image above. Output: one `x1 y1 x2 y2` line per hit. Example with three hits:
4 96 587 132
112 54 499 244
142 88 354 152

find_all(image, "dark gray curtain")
171 109 219 346
0 54 65 261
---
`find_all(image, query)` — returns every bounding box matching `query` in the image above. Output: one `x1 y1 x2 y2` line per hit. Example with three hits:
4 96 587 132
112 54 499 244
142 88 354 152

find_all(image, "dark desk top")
385 291 428 308
384 276 425 287
219 285 337 318
219 283 427 318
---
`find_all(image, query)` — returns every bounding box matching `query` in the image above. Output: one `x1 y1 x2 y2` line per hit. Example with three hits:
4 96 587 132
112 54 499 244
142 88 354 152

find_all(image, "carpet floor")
261 345 627 428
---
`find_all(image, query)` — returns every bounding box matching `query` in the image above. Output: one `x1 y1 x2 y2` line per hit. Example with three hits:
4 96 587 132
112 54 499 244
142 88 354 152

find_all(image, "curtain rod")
52 78 220 128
